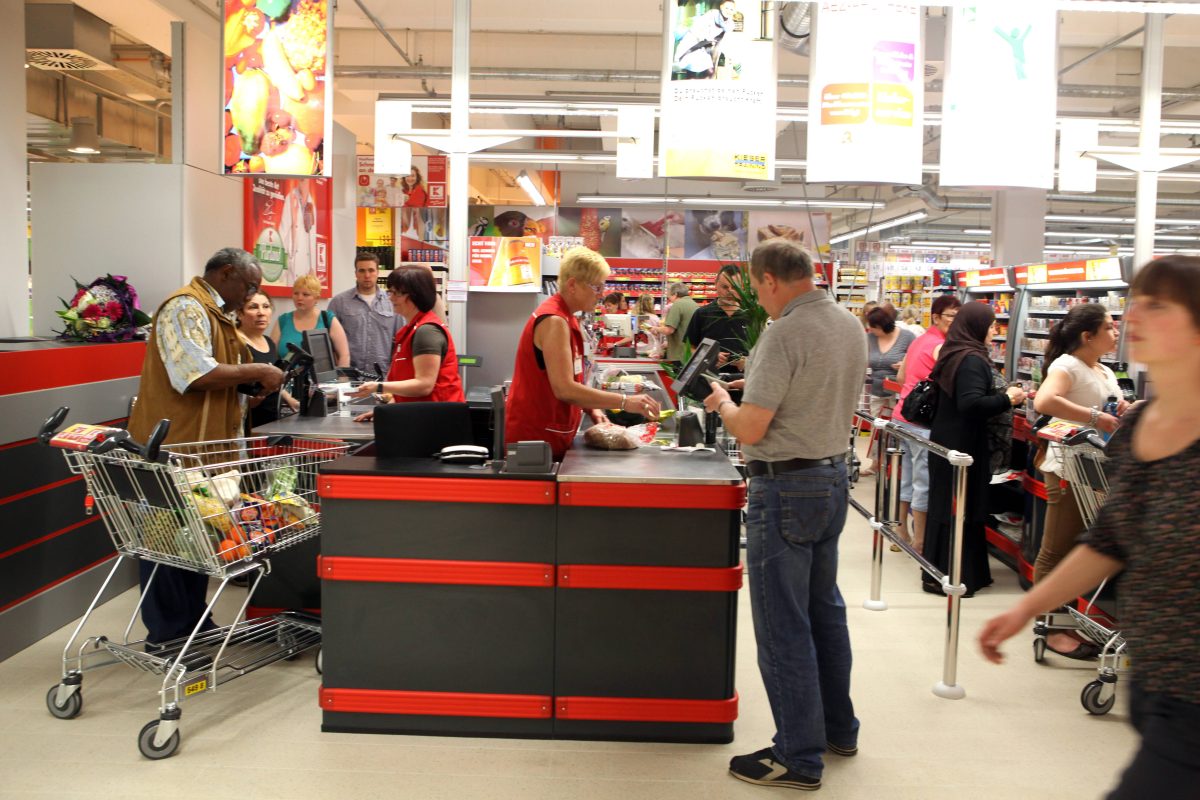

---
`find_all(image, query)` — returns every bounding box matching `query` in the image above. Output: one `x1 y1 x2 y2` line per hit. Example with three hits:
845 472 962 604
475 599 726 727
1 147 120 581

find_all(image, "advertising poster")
355 207 394 247
468 236 542 291
221 0 331 176
620 210 684 260
355 154 448 209
469 206 557 243
746 210 833 256
806 1 923 185
555 207 621 257
244 177 332 297
684 210 748 260
939 1 1057 188
659 1 777 178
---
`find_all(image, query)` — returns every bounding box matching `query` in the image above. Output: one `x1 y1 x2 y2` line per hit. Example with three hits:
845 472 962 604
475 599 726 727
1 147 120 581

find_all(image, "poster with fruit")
222 0 331 176
243 177 332 298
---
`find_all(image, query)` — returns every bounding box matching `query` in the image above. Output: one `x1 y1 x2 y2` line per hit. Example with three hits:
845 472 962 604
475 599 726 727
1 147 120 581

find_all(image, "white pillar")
1133 14 1165 270
446 0 471 351
991 189 1047 267
0 2 27 336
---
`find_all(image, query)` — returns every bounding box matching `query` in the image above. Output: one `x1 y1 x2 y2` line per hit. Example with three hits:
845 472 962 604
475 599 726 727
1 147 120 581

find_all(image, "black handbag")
900 379 939 426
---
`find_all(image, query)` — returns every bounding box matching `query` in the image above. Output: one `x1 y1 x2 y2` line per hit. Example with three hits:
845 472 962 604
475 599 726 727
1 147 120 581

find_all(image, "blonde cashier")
505 247 660 460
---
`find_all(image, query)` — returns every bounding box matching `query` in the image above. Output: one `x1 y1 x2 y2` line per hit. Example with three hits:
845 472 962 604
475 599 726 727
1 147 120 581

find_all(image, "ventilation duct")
778 2 813 56
26 4 115 71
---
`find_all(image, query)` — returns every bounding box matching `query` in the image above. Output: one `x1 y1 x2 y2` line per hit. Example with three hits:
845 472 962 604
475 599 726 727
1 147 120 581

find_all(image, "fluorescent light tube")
516 170 547 206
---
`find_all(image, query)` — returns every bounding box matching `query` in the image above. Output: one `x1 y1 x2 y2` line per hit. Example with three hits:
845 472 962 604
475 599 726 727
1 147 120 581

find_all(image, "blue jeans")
897 425 931 512
745 462 859 778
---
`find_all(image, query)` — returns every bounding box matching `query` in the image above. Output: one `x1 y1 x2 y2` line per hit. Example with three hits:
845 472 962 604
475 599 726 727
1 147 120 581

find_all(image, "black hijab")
928 301 995 396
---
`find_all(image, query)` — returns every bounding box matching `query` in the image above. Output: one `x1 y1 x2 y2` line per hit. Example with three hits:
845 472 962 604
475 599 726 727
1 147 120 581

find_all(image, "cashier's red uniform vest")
386 310 465 403
505 294 584 459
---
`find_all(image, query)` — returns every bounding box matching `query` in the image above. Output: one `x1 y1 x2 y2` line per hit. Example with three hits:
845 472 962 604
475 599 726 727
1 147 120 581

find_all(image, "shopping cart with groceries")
37 407 350 758
1031 423 1129 716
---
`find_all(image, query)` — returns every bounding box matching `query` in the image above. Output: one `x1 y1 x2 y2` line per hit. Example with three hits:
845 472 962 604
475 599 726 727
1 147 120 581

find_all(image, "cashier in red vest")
505 247 660 460
351 266 463 419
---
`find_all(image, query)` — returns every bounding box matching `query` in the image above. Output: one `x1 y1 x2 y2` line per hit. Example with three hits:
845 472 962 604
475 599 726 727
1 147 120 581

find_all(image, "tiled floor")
0 477 1137 799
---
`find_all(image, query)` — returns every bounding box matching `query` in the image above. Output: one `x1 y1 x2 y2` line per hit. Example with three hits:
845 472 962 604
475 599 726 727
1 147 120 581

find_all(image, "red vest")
505 294 584 459
386 310 465 403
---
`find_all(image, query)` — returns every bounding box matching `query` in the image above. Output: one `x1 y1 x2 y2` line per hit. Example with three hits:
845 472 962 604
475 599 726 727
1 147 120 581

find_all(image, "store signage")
221 0 332 176
957 272 968 288
1085 258 1123 281
805 1 923 185
356 155 447 209
1047 261 1089 284
1026 263 1049 284
357 207 394 247
468 236 541 292
977 268 1009 286
1012 265 1029 285
658 1 777 179
961 270 981 287
939 1 1057 188
244 177 332 298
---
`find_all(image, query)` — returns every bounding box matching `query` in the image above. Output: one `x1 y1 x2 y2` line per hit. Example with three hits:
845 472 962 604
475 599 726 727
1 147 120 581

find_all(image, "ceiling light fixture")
575 195 884 209
828 211 929 245
67 117 100 155
516 170 547 206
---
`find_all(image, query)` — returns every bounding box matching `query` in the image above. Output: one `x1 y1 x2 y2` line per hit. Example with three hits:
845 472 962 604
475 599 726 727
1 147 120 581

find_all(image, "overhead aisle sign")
806 1 923 185
939 1 1057 188
658 1 777 179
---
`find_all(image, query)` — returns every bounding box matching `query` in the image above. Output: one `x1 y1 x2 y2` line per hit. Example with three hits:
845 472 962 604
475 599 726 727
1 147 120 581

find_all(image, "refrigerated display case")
958 266 1017 378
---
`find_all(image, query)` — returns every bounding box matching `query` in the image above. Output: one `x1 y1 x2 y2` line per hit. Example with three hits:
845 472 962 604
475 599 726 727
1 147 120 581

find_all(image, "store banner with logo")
221 0 331 176
806 1 923 185
658 1 776 179
356 155 447 209
243 177 332 297
939 2 1057 188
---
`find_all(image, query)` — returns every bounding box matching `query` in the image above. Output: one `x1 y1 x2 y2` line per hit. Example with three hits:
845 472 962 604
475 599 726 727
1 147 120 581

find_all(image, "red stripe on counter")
0 515 103 562
0 344 145 396
558 482 746 510
0 475 81 507
319 556 555 587
985 527 1020 560
0 417 128 451
320 687 553 719
1022 475 1050 501
1018 555 1035 584
318 474 556 505
556 694 738 723
0 552 117 615
557 564 743 592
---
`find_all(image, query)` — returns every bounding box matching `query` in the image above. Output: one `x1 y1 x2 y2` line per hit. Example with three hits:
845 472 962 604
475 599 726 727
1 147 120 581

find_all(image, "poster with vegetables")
243 177 332 298
222 0 331 176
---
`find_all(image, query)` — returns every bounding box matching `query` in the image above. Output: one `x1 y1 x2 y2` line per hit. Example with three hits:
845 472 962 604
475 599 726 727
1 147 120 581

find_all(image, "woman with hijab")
921 302 1027 597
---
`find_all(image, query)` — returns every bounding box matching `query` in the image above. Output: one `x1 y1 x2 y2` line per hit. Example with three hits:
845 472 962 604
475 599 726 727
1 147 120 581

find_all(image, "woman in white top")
1032 302 1127 658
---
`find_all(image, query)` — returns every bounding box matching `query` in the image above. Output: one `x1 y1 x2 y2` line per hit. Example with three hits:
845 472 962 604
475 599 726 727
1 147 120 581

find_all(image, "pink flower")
80 304 105 320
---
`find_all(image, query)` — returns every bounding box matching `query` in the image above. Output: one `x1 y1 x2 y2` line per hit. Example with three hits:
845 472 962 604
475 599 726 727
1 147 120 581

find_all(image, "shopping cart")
38 407 350 758
1031 426 1129 716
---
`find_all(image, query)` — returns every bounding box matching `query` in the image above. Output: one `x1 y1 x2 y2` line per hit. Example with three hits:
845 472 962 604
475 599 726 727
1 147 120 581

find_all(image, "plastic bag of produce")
583 423 640 451
625 422 660 445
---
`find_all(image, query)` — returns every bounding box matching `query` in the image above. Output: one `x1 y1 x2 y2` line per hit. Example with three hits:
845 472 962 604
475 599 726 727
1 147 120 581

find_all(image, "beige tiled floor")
0 477 1137 800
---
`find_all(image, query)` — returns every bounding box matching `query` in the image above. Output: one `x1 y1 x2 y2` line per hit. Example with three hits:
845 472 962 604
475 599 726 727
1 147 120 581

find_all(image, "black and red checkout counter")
315 439 745 742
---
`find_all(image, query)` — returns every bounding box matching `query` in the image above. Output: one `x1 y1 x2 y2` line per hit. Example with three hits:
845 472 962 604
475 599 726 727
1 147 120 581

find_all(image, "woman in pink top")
892 295 962 551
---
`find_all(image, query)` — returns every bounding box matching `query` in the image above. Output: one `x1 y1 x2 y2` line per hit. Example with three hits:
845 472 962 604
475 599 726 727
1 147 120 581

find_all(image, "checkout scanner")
671 338 723 446
300 328 341 416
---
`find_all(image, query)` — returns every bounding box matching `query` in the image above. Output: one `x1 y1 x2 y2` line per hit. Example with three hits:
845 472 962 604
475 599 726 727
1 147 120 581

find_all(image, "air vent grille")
26 49 114 71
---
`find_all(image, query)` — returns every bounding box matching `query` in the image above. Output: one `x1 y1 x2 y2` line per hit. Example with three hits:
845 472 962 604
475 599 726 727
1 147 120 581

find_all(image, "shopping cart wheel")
45 685 82 720
137 720 181 760
315 647 323 675
1032 637 1046 664
1080 680 1116 716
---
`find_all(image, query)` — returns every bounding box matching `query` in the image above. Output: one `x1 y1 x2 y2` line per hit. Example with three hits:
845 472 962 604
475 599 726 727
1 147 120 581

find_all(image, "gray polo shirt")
740 289 868 462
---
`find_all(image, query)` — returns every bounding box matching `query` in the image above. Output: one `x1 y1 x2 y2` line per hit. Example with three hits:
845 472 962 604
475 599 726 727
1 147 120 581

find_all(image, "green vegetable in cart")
268 462 298 496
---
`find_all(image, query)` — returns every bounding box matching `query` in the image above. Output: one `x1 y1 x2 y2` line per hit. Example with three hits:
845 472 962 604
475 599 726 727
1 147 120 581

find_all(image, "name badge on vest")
574 356 583 375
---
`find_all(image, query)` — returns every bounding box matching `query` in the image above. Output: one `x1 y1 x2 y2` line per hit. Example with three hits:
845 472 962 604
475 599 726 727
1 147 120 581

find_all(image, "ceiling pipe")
351 0 437 97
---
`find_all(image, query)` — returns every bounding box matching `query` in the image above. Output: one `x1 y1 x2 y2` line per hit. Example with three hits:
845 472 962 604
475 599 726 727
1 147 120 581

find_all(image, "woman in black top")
922 302 1026 596
981 255 1200 798
238 292 298 433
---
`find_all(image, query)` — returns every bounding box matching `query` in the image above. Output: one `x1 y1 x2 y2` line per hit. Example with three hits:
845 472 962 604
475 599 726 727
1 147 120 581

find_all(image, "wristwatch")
718 399 736 415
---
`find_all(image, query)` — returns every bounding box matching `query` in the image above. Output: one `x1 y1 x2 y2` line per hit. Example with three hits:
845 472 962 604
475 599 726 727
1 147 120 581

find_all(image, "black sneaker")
826 741 858 757
729 747 821 791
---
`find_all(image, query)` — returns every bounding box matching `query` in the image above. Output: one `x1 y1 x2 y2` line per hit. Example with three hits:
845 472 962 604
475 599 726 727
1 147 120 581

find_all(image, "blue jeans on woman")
745 462 859 778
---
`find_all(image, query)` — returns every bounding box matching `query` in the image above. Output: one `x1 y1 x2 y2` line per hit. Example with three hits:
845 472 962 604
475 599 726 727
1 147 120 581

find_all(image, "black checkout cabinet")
315 441 745 743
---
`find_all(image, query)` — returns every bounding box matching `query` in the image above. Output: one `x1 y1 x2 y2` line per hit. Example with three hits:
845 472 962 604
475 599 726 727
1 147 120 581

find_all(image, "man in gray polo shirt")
704 239 867 792
327 252 404 376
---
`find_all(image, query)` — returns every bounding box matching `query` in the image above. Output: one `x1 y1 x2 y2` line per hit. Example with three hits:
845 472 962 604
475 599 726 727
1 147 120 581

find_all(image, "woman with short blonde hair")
269 274 350 366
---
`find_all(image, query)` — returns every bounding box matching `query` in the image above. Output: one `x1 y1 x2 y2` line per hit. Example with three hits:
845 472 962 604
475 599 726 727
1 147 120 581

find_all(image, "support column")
1133 14 1165 270
991 189 1047 267
447 0 471 351
0 2 27 336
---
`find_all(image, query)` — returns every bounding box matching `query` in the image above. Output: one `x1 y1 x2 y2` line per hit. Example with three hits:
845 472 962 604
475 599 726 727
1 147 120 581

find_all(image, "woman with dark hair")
922 302 1027 597
863 304 916 475
350 266 462 418
237 292 298 432
981 256 1200 798
1030 302 1125 658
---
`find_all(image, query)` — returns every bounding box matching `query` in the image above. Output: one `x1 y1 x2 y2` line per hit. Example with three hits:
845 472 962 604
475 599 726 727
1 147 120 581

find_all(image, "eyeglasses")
588 283 605 294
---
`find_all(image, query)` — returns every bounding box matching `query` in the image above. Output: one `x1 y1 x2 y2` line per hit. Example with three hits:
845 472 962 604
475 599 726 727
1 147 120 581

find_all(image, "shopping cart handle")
142 419 171 463
39 406 70 444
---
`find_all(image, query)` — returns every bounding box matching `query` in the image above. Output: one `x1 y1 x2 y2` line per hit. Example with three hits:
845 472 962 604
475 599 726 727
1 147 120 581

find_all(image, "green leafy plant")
725 263 768 355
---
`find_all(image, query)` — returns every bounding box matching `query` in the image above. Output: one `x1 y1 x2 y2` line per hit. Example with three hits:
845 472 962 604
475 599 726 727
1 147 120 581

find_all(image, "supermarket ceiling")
38 0 1200 240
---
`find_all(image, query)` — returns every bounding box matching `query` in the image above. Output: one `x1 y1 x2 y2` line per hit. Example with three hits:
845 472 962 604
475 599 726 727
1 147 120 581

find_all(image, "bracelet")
377 381 385 394
1089 406 1099 426
619 394 627 411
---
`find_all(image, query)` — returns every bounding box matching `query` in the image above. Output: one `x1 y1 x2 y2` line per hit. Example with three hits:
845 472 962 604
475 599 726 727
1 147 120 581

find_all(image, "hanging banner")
468 237 542 292
939 2 1057 188
658 1 777 179
243 177 332 297
222 0 332 176
806 1 923 185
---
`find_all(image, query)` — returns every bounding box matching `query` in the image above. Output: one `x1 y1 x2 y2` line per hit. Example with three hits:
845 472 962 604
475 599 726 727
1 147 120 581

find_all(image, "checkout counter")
315 440 744 743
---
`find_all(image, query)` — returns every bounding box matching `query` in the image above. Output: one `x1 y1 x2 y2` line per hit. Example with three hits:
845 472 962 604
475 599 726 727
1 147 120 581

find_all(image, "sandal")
1045 640 1101 660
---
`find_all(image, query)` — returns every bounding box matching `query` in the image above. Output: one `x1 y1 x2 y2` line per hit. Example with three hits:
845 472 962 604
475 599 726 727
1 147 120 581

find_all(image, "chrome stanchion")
933 454 972 701
864 420 891 611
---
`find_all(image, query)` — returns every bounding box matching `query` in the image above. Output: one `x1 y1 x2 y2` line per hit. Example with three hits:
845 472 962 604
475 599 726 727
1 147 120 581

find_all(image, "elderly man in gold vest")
128 247 284 650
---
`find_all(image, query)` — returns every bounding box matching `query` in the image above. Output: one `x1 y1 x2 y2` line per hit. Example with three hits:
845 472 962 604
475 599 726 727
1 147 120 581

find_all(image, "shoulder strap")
321 310 331 328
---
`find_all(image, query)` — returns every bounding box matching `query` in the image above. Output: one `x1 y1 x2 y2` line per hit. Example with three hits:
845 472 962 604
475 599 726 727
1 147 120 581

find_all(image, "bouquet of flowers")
56 275 152 342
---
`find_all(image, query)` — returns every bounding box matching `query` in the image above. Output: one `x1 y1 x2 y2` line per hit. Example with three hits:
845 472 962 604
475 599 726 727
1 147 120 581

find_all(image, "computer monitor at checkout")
303 328 338 384
603 313 633 338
